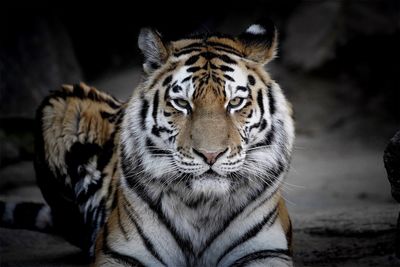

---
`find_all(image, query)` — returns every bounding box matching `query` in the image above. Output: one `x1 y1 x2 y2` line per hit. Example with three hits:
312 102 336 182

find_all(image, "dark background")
1 1 400 266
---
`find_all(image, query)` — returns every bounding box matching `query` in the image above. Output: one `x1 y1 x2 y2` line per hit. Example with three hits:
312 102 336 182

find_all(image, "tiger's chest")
161 192 235 254
105 180 287 267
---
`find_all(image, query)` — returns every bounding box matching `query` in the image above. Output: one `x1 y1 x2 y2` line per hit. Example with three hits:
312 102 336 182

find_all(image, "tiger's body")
4 21 295 266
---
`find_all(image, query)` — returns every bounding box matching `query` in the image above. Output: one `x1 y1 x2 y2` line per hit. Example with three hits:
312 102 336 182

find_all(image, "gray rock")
384 130 400 202
383 129 400 257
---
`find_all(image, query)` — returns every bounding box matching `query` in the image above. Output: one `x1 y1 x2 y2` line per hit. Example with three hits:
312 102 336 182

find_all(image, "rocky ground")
1 62 399 266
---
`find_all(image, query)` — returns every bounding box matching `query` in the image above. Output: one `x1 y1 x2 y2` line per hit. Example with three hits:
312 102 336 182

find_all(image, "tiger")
0 20 295 267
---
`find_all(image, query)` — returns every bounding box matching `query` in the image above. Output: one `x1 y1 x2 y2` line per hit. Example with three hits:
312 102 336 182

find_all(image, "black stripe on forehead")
173 43 203 57
205 41 243 57
185 55 200 65
205 41 240 52
174 37 243 57
179 42 204 50
198 52 237 65
174 48 202 57
220 65 234 72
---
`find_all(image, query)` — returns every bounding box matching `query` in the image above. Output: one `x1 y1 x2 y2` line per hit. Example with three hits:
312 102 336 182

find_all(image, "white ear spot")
246 24 266 35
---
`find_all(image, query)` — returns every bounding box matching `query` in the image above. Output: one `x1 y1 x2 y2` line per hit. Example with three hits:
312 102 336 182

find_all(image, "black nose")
192 148 227 165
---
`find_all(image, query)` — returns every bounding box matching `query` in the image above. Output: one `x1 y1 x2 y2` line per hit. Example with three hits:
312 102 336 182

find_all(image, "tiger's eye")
175 99 189 108
228 97 244 109
171 98 191 112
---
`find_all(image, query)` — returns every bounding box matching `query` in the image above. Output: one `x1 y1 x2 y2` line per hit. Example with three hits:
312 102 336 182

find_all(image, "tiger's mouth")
199 169 222 179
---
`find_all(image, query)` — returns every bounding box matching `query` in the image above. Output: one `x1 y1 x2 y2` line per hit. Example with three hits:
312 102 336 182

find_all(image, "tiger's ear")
138 28 169 74
238 20 278 65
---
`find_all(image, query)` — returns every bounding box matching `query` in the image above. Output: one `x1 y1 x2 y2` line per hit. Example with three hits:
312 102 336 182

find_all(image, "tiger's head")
121 21 294 197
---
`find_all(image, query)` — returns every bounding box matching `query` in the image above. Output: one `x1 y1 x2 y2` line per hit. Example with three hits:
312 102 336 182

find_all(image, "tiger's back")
34 83 123 254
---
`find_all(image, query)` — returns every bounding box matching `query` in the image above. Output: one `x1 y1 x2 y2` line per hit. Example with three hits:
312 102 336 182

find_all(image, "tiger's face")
122 22 294 196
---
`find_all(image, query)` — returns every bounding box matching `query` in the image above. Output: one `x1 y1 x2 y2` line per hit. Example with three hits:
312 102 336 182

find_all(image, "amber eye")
228 97 245 109
171 98 191 111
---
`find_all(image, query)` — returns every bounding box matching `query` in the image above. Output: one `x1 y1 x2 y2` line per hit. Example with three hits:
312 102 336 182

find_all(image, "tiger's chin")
190 171 231 196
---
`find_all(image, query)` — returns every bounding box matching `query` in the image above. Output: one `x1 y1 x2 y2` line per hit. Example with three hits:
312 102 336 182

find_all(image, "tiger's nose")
193 148 227 165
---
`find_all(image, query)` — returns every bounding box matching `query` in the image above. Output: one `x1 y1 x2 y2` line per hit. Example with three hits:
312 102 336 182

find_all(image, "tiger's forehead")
164 37 252 102
171 36 245 57
167 55 250 103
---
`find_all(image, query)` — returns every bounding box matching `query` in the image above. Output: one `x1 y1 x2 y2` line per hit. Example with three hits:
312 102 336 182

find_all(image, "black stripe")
172 85 182 93
151 126 173 137
236 86 248 92
174 48 202 57
146 138 171 156
103 224 146 267
219 54 237 64
213 47 243 57
224 74 235 82
178 42 203 51
122 196 166 266
205 41 243 57
217 207 278 265
162 75 172 87
248 75 256 86
264 125 275 145
164 85 171 101
152 90 159 123
267 85 275 115
182 76 191 83
220 65 234 72
72 84 85 98
100 110 113 120
229 249 290 267
187 66 201 72
140 99 149 130
185 55 200 65
257 89 265 116
149 63 178 89
259 119 267 132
